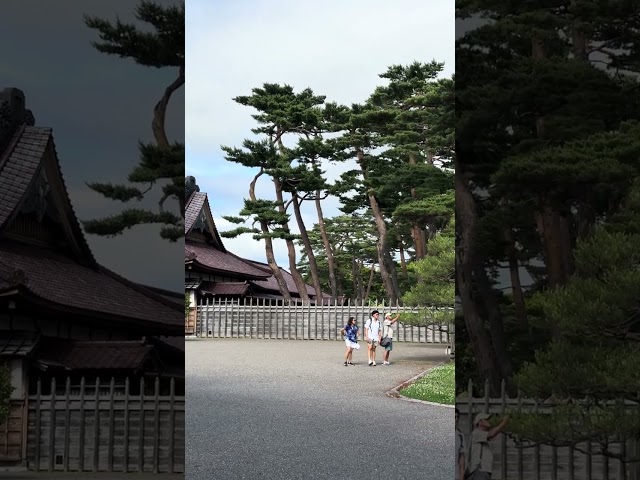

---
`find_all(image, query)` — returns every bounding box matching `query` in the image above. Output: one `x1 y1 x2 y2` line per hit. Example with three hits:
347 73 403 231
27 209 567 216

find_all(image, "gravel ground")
186 339 453 479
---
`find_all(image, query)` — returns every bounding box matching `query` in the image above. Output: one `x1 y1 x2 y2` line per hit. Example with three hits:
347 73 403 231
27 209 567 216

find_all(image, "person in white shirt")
468 412 509 479
382 312 400 365
364 310 382 366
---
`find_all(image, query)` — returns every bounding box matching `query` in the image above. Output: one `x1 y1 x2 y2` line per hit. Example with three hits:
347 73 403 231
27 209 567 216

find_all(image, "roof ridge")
0 124 25 174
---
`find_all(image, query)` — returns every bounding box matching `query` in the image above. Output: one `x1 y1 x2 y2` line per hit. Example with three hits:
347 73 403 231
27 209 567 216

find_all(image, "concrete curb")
385 361 455 408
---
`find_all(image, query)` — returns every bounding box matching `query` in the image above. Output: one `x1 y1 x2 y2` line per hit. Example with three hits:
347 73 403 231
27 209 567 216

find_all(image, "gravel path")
186 339 453 479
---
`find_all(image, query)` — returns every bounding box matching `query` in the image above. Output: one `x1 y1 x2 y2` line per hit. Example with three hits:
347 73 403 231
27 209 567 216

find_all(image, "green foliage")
84 1 184 68
82 1 184 242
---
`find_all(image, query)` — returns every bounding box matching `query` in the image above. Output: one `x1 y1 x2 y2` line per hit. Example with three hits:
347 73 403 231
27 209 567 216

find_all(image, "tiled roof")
200 281 250 296
0 241 183 329
246 260 318 296
35 338 153 370
185 241 271 279
0 125 50 228
0 330 39 357
185 191 207 233
0 125 183 332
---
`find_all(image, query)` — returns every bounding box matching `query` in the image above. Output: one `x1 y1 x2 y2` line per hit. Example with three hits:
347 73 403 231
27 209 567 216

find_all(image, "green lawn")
400 362 455 405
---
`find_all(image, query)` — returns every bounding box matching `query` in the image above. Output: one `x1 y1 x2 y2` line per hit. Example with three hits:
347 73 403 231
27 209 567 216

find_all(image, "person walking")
467 412 509 479
364 310 382 366
340 316 359 366
381 312 400 365
455 408 466 480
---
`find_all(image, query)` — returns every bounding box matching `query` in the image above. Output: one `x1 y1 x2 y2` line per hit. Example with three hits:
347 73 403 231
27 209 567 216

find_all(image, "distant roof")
246 260 319 297
186 240 270 280
200 281 250 296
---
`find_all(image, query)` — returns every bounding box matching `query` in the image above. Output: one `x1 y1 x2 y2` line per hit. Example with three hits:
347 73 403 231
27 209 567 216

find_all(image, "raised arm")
488 416 509 440
390 313 400 324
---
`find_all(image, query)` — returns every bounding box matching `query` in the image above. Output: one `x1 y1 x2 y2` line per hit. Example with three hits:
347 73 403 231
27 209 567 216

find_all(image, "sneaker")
383 361 389 365
344 362 348 366
348 362 354 366
368 361 373 366
372 362 377 366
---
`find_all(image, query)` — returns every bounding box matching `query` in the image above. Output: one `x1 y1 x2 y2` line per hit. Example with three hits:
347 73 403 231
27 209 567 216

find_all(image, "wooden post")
153 377 160 474
138 377 145 473
63 377 71 472
34 377 41 472
123 377 130 472
169 377 175 474
79 377 86 472
107 377 115 472
93 377 100 472
48 377 56 472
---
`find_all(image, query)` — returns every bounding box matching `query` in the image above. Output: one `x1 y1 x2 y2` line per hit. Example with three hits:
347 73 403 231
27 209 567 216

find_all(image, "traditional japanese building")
0 87 184 466
184 177 324 333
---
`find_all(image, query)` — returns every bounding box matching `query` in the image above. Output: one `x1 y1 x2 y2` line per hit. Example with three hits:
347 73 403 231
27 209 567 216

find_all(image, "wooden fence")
195 299 451 344
25 376 184 473
458 380 640 480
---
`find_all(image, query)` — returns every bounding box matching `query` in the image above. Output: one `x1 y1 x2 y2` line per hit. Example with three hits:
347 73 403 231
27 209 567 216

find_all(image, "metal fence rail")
26 376 185 473
195 299 451 344
458 380 639 480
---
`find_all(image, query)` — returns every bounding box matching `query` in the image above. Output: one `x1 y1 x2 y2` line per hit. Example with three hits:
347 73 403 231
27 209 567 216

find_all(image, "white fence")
195 299 451 344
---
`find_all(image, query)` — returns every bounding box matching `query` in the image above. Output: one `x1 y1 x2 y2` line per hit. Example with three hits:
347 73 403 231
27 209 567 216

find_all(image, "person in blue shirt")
340 316 360 366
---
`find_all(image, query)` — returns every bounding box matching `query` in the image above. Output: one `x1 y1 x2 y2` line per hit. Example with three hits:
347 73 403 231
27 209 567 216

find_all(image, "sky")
1 1 183 292
186 0 455 268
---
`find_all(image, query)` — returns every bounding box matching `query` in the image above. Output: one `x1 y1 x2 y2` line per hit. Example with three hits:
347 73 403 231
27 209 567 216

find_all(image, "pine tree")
82 1 184 241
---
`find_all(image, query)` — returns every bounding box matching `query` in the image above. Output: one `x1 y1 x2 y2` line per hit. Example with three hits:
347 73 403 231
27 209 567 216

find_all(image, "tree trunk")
358 261 366 303
315 191 338 301
474 261 513 382
398 240 408 278
151 64 185 216
292 194 323 303
352 256 359 301
411 222 426 259
364 265 375 302
504 227 528 328
272 178 309 302
535 199 574 287
357 150 398 303
250 170 291 303
456 163 502 393
409 154 426 259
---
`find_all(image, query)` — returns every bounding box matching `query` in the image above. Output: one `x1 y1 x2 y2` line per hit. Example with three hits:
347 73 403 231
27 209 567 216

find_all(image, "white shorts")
345 339 360 350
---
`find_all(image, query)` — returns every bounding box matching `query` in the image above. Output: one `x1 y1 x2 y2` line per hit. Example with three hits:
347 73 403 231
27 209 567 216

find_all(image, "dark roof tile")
0 242 182 328
186 241 270 279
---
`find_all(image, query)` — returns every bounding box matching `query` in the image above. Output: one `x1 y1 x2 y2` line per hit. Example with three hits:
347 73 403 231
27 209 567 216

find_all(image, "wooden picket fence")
25 376 184 473
195 298 452 344
458 380 640 480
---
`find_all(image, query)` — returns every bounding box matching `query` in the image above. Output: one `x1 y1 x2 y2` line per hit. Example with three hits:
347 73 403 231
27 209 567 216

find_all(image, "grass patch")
400 362 455 405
